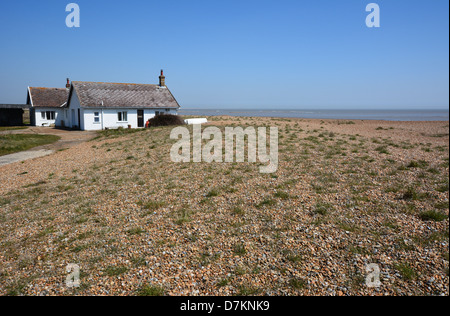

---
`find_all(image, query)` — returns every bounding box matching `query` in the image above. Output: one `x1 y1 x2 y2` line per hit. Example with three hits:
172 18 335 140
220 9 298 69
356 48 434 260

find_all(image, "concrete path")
0 127 97 166
0 149 54 166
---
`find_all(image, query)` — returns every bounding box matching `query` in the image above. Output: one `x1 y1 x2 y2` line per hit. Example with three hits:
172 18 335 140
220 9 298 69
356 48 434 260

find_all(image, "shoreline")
178 109 449 122
194 114 449 123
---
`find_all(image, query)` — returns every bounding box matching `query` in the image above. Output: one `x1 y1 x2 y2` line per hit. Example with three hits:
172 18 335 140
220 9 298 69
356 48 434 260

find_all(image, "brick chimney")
159 70 165 87
66 78 71 89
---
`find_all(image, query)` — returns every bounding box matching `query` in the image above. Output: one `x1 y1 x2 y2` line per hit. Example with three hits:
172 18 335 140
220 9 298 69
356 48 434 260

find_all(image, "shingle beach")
0 116 448 296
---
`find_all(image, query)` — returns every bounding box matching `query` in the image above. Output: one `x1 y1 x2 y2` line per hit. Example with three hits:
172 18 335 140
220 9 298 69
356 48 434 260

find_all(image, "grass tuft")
136 284 166 296
419 210 448 222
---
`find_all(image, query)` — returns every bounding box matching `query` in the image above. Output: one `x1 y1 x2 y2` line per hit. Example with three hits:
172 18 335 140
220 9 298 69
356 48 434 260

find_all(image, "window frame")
94 112 100 123
117 111 128 122
46 111 55 120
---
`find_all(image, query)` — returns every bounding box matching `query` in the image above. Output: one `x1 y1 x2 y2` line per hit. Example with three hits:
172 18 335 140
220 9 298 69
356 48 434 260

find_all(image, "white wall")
82 108 178 131
67 91 82 129
67 89 179 130
33 108 64 127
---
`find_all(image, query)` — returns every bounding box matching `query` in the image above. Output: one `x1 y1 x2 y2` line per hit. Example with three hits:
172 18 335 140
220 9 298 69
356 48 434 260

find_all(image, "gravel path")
0 117 448 296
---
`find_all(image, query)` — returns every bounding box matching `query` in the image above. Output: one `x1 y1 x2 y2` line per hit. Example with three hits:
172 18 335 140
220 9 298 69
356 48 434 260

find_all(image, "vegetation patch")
289 278 306 290
104 265 129 277
0 134 60 156
313 202 332 216
394 262 418 280
419 210 448 222
233 242 247 256
98 127 145 139
0 126 28 132
136 284 166 296
402 187 430 201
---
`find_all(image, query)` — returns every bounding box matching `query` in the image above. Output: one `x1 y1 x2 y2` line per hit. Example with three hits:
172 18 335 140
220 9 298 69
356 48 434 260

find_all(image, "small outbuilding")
26 83 70 127
0 104 30 126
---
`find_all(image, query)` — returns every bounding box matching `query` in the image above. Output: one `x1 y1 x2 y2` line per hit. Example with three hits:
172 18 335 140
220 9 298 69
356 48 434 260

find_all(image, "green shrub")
148 114 185 127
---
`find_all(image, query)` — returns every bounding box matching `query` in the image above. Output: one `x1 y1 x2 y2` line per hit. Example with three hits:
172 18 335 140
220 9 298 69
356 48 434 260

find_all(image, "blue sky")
0 0 448 109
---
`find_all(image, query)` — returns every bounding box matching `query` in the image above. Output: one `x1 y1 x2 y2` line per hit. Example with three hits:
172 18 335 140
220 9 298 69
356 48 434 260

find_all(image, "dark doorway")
137 110 144 128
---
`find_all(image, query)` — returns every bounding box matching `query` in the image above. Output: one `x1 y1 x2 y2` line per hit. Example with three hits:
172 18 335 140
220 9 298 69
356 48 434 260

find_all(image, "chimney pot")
159 70 166 87
66 78 70 89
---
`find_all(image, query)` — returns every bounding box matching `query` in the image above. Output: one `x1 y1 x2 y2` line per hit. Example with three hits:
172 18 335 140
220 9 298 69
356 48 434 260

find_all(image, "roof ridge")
29 87 68 90
73 81 159 86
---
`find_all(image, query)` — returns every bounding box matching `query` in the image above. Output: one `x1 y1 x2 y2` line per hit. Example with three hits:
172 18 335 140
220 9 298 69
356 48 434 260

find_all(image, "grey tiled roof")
71 82 181 109
28 87 69 108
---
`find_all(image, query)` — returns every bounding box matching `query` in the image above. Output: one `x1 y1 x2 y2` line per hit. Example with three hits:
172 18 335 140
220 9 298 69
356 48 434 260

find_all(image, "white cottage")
26 83 70 127
27 71 181 131
64 71 180 131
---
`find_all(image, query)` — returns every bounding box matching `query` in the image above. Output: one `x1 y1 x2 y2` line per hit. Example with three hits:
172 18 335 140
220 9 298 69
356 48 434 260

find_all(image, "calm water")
178 109 449 121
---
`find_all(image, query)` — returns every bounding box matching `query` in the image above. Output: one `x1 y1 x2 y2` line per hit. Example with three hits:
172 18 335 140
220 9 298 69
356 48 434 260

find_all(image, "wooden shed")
0 104 30 126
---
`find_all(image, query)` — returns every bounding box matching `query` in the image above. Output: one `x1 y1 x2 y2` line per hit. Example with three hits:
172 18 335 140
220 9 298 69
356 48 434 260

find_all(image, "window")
118 111 128 122
94 112 100 123
46 111 55 120
41 112 46 119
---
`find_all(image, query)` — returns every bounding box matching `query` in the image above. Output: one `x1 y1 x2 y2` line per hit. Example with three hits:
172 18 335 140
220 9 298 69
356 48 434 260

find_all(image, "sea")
178 109 449 122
